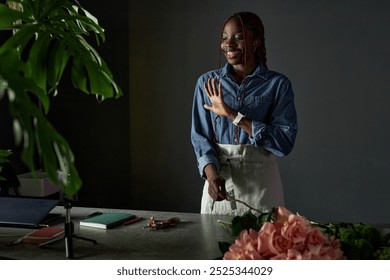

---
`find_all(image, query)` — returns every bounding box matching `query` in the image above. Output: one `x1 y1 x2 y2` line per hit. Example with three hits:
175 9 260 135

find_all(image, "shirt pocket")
244 96 274 120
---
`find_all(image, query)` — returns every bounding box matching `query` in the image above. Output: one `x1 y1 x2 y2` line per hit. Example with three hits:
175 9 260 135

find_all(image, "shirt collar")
220 63 269 80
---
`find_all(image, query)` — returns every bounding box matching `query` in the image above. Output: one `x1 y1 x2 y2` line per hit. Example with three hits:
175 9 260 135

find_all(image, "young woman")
191 12 298 215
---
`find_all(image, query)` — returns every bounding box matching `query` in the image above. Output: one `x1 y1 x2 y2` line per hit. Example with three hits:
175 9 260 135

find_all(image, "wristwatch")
233 112 245 126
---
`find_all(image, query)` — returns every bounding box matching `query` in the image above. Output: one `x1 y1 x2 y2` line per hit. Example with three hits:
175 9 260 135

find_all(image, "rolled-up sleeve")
250 78 298 156
191 76 220 177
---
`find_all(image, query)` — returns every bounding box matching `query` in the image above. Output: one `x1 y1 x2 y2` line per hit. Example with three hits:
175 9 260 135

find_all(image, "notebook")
80 212 136 229
0 196 59 228
22 227 64 245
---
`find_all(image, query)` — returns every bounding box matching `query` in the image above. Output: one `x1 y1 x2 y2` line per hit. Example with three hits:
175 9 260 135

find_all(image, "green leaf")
231 211 258 236
0 48 24 78
26 32 53 92
84 60 114 97
0 150 12 163
52 13 105 39
1 49 50 114
77 36 102 65
257 210 275 226
0 24 36 57
34 0 68 21
35 118 59 179
0 4 27 29
8 89 82 196
9 97 37 172
70 56 89 93
47 39 72 91
0 149 12 180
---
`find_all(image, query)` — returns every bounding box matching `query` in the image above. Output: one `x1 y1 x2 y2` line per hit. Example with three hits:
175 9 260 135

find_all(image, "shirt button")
237 97 241 101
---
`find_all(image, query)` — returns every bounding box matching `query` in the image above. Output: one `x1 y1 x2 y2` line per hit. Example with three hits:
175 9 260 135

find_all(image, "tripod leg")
72 234 97 244
64 205 74 259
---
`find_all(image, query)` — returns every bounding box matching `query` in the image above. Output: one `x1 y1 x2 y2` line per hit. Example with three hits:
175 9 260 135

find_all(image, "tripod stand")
39 197 97 259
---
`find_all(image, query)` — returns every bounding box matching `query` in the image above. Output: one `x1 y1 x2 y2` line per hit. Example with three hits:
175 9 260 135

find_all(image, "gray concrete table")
0 206 234 260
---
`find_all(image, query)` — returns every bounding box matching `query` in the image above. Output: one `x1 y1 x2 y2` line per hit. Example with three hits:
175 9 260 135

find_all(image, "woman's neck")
231 61 258 84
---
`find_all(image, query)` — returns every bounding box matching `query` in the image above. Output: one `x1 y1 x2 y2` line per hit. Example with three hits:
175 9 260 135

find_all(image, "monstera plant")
0 0 122 196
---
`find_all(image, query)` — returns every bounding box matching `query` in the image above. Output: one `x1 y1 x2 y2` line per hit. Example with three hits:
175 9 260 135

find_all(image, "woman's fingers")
204 78 221 97
205 78 212 96
210 78 218 97
204 80 211 97
208 176 227 201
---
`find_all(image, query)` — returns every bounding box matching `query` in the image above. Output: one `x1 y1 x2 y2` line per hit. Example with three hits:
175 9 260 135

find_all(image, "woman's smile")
224 49 242 59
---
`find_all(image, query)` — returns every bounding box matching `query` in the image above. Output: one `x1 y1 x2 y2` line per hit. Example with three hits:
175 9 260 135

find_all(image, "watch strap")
233 112 245 126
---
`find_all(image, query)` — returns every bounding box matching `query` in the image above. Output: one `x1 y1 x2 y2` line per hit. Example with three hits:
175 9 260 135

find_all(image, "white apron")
201 144 284 215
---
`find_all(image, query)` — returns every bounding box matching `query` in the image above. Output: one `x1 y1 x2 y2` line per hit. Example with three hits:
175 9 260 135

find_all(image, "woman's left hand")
203 77 233 117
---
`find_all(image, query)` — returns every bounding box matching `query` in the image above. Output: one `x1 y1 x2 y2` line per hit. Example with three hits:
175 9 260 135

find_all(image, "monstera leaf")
0 0 122 196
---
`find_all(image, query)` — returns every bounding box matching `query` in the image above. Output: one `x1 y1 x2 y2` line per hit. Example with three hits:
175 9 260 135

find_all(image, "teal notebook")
80 212 136 229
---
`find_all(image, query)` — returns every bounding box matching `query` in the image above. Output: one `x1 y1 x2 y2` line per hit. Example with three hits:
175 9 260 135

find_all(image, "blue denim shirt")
191 63 298 177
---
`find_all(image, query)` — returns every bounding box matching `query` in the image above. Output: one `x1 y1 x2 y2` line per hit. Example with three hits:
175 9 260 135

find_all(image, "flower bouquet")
218 206 390 260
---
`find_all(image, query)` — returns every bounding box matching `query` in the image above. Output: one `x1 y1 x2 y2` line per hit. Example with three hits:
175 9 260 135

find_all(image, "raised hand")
203 77 232 117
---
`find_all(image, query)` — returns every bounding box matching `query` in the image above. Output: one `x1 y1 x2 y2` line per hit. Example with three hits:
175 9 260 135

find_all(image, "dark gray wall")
130 0 390 223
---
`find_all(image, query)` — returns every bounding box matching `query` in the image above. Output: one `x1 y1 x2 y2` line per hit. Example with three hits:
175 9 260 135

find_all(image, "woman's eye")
221 34 243 42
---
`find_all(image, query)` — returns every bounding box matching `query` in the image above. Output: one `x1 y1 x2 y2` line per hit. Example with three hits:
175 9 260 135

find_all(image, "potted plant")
0 0 122 196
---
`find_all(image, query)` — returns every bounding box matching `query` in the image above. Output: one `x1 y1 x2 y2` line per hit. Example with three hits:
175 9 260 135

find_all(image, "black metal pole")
64 201 74 259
